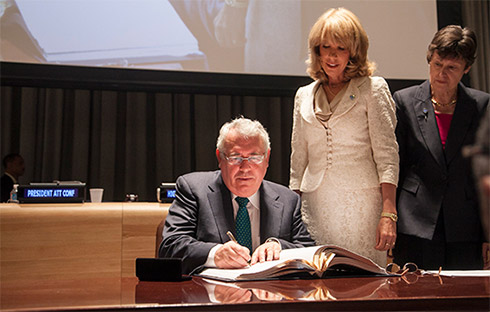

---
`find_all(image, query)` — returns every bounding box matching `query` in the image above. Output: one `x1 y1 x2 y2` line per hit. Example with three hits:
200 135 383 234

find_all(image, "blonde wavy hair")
306 8 376 83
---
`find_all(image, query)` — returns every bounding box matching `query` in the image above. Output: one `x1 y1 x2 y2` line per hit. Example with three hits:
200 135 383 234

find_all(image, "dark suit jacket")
159 170 315 274
394 80 489 242
1 174 14 202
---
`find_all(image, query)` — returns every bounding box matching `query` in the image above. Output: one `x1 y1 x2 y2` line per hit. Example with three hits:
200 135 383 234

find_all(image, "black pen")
226 231 251 265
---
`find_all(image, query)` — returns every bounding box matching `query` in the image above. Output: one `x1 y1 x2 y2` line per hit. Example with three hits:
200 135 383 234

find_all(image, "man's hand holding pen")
213 231 250 269
214 231 281 269
214 240 251 269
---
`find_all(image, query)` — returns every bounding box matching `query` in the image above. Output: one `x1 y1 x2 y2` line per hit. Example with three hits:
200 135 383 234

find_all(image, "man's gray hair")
216 116 270 154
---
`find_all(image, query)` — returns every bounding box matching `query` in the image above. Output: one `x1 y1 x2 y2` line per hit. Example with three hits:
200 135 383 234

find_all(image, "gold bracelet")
381 212 398 222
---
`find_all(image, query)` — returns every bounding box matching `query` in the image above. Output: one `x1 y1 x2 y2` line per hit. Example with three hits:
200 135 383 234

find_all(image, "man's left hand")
250 241 281 264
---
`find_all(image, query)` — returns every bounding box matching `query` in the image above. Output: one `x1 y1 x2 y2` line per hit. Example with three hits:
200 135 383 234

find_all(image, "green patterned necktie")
235 196 252 253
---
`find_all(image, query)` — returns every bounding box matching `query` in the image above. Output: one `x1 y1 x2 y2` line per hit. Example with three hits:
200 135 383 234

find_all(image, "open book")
195 245 388 282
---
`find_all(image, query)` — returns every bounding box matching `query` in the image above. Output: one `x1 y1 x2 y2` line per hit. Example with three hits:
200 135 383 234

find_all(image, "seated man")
1 153 25 202
159 117 315 274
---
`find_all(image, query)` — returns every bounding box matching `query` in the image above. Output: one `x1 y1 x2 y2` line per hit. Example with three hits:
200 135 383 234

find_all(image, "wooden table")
1 203 489 311
1 274 489 311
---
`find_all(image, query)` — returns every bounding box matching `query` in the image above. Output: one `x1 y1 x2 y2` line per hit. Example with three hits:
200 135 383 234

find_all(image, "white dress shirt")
205 191 260 267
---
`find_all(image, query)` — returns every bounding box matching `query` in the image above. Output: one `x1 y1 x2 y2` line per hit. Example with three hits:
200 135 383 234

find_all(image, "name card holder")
17 182 86 203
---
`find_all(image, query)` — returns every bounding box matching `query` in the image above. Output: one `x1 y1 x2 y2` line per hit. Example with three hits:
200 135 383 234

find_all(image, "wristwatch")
225 0 248 8
381 212 398 222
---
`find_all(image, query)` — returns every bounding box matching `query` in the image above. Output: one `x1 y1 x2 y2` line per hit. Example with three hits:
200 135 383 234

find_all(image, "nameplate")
18 183 86 203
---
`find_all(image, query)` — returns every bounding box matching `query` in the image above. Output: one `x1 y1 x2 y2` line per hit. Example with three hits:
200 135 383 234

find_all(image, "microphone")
423 108 428 121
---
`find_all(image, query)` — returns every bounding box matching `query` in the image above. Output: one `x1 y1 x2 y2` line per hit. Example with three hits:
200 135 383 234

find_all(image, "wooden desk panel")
1 278 123 311
0 202 169 310
121 202 167 278
120 202 168 305
0 203 122 282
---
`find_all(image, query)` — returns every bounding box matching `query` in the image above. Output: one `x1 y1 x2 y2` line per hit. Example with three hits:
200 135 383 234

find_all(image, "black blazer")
394 80 489 242
159 170 315 274
1 174 14 202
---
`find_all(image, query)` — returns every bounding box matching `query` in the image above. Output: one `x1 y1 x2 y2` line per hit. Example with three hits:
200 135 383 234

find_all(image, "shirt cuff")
204 244 222 268
265 237 282 249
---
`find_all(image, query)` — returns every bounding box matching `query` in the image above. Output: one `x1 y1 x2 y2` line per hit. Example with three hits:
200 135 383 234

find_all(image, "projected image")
168 0 307 74
0 0 437 79
0 0 205 70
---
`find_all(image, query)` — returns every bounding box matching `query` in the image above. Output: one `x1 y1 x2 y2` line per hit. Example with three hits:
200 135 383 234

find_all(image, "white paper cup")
90 188 104 203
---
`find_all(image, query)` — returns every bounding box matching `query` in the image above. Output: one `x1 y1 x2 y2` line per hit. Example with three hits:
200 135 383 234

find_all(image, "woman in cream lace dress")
289 8 399 266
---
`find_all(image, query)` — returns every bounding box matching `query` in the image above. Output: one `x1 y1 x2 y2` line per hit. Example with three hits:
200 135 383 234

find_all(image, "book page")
426 270 490 277
278 246 322 262
196 245 387 281
198 258 293 281
197 246 323 281
320 245 385 270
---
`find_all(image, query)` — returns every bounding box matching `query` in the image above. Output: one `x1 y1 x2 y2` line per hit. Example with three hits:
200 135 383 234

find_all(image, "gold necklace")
325 82 345 97
431 97 457 107
325 85 336 97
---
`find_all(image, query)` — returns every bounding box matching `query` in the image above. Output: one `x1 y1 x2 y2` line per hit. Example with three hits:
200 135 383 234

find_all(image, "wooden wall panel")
121 202 168 278
0 202 170 310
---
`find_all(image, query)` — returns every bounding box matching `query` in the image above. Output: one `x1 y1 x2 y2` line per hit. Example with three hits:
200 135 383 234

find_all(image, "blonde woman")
289 8 399 266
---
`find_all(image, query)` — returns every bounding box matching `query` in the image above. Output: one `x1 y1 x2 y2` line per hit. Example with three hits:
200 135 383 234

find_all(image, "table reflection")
1 274 488 311
206 277 394 302
136 273 490 305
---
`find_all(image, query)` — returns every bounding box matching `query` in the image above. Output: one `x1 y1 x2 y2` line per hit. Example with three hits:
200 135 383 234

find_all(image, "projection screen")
0 0 437 80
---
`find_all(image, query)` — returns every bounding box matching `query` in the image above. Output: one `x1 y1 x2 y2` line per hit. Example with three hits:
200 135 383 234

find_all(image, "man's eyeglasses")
385 262 443 285
223 154 266 166
386 262 419 275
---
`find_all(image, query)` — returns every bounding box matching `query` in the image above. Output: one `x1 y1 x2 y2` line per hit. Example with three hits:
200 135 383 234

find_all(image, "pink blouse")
435 112 453 149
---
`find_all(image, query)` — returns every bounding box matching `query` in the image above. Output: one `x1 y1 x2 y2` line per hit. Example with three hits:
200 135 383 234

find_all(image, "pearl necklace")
431 97 457 107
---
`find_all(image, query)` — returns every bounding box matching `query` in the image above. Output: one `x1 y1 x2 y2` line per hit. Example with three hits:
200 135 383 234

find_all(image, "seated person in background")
1 153 25 202
159 116 315 274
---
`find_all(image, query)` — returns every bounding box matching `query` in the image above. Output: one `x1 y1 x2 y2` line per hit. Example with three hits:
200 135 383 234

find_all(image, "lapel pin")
350 94 356 100
423 108 428 121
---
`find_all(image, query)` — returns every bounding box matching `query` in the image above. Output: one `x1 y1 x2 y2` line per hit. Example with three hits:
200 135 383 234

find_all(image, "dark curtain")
462 0 490 93
0 86 294 202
